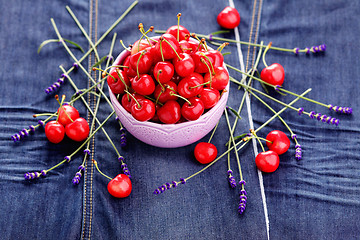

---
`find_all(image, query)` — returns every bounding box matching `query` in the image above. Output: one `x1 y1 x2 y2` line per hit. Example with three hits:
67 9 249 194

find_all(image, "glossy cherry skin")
188 72 204 84
192 50 216 73
179 40 193 54
130 98 155 122
107 174 132 198
204 66 229 90
266 130 290 155
173 53 195 77
260 63 285 86
146 46 163 65
129 50 153 74
131 39 151 55
194 142 218 164
198 88 220 109
208 49 224 68
45 121 65 144
107 68 130 94
65 117 90 142
217 6 241 29
177 76 203 98
122 55 137 78
157 100 181 124
131 74 155 96
121 94 133 112
155 34 181 60
57 105 80 127
153 61 174 84
153 81 178 103
255 150 280 173
165 25 190 41
181 97 205 121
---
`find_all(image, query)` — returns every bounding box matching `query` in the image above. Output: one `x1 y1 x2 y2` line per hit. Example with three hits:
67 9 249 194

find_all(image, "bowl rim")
109 36 230 129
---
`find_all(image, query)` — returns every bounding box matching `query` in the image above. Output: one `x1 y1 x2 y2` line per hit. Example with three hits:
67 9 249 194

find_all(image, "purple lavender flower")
298 107 304 115
72 63 79 70
153 181 178 195
295 144 302 160
238 189 247 214
227 170 236 188
328 104 352 114
24 172 41 180
11 128 30 142
64 156 71 162
293 48 300 54
72 165 85 185
118 156 131 178
119 128 127 148
309 111 339 126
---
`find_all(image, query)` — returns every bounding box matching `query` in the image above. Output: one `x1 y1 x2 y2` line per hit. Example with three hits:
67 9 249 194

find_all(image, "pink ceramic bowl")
109 42 230 148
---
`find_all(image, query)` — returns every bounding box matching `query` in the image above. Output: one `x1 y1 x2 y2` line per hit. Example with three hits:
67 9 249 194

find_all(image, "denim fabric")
0 0 359 239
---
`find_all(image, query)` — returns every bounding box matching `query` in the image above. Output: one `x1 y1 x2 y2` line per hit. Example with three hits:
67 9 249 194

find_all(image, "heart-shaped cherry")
130 98 155 122
204 66 229 90
107 68 130 94
177 76 203 98
255 150 280 173
155 34 181 60
131 74 155 96
266 130 290 155
45 120 65 144
107 174 132 198
153 61 174 84
260 63 285 86
217 6 241 29
157 100 181 124
65 117 90 142
153 81 178 103
181 97 205 121
57 104 80 127
173 53 195 77
165 25 190 41
194 142 218 164
198 88 220 109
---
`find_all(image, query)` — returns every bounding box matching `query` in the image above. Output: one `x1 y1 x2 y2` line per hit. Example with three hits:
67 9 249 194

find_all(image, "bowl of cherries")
108 24 230 148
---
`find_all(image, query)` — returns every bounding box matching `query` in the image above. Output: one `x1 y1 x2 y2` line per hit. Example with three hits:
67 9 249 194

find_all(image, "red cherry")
153 61 174 84
153 81 178 103
181 97 205 121
204 66 229 90
194 142 218 164
217 6 241 29
179 40 193 54
173 53 195 77
123 55 137 78
131 39 151 55
146 45 163 64
165 25 190 41
107 174 132 198
188 72 204 84
107 68 130 94
192 50 216 74
157 100 181 124
155 34 181 60
131 74 155 96
177 76 203 98
129 50 153 74
45 120 65 144
198 88 220 109
121 94 133 112
170 74 182 84
130 98 155 122
255 150 280 173
260 63 285 86
266 130 290 155
208 49 224 68
65 117 90 142
57 105 80 127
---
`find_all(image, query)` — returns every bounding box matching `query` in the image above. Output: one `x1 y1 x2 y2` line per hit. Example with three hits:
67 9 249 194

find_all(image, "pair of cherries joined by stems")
107 20 229 124
44 95 89 143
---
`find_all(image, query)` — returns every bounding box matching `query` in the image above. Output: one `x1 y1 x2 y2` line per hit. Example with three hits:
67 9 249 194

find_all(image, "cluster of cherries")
45 97 90 144
107 22 229 124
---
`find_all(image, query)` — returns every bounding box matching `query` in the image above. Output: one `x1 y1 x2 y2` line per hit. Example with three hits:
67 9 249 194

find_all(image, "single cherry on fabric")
194 142 218 164
217 6 241 29
255 150 280 173
260 63 285 86
266 130 290 155
57 105 80 126
65 117 90 142
107 174 132 198
45 120 65 144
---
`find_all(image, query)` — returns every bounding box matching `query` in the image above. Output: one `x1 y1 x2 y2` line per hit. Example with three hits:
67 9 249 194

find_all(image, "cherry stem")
93 159 113 180
191 33 206 51
119 39 131 52
159 39 165 62
55 94 74 123
189 80 211 89
124 90 141 108
201 38 209 51
177 13 181 42
200 52 215 75
200 59 214 88
262 42 272 68
169 92 191 105
156 70 165 91
136 50 146 78
216 42 229 52
250 129 265 152
207 120 220 144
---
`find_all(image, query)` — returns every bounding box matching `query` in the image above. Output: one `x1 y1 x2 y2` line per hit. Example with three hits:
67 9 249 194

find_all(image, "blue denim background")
0 0 359 239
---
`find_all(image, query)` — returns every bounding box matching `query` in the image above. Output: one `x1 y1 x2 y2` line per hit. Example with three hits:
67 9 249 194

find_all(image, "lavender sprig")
238 181 247 214
72 165 85 185
295 144 302 161
308 111 339 126
153 180 182 195
118 156 131 178
328 104 352 114
45 74 67 94
227 170 237 188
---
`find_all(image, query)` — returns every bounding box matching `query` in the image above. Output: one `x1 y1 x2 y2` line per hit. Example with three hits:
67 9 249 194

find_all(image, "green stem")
93 160 113 180
207 120 220 143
